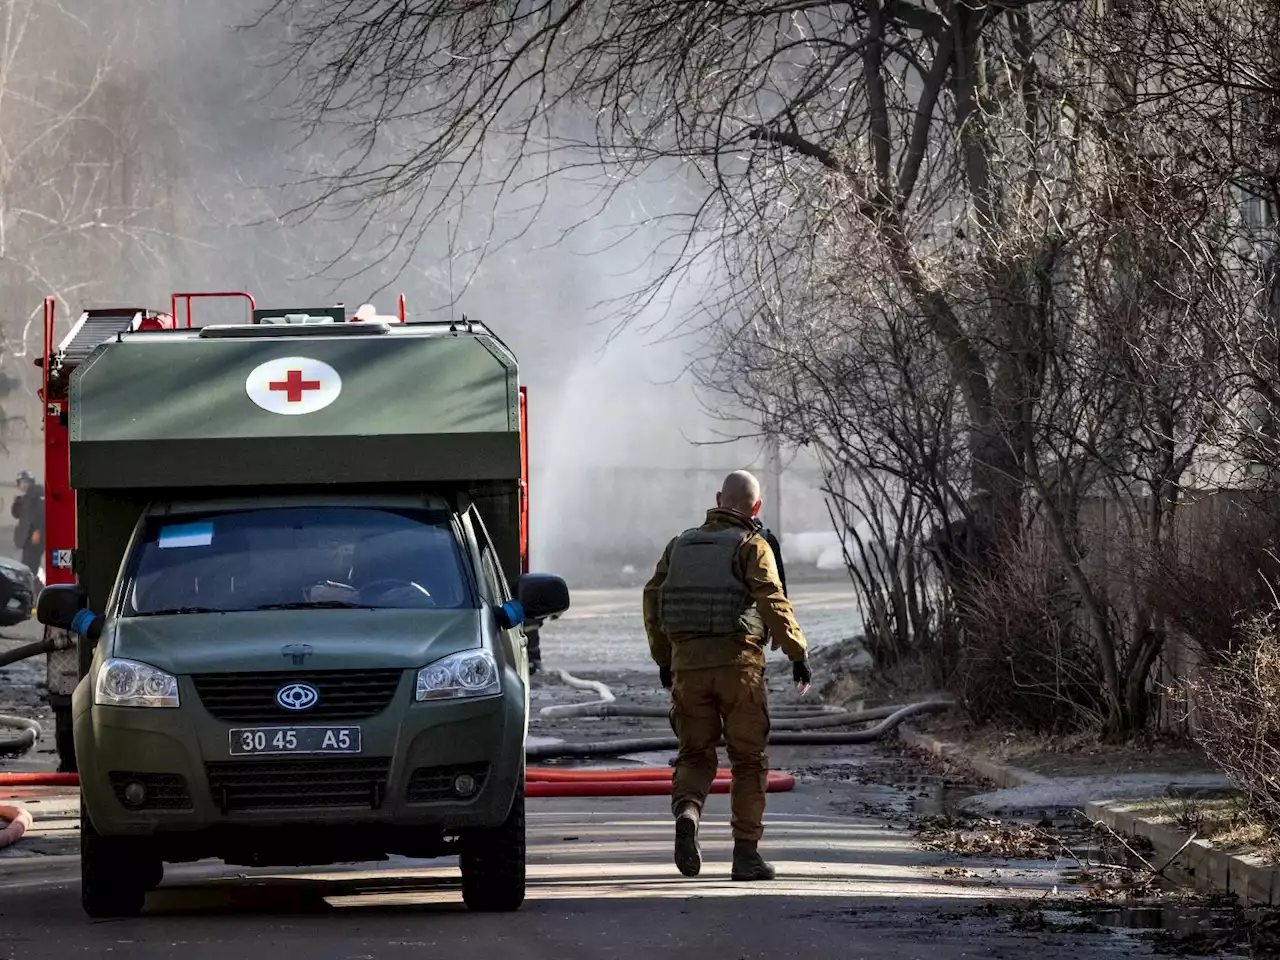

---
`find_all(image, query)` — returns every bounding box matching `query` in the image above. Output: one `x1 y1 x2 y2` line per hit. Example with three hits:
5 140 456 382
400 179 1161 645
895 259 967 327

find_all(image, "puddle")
910 783 975 817
1085 905 1179 930
1057 900 1256 946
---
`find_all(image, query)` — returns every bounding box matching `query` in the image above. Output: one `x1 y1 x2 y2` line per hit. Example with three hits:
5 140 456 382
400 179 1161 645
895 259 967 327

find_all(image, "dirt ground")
951 726 1217 779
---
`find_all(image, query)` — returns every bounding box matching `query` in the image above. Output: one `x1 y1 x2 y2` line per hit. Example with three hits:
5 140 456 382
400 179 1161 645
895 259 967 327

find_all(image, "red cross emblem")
247 356 341 415
268 369 322 403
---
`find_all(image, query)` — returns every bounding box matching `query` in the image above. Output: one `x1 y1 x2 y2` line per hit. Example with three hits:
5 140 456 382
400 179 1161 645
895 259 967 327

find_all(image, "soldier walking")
643 470 811 881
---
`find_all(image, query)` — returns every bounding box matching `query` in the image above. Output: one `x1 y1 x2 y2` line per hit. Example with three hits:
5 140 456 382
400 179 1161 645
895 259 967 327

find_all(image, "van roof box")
69 322 519 490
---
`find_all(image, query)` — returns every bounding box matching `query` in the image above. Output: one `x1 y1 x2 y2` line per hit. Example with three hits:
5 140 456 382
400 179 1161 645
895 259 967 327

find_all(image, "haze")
0 0 834 584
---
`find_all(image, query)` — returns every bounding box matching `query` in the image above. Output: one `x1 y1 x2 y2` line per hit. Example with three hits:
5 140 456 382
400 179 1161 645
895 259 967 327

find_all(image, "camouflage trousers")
668 664 771 842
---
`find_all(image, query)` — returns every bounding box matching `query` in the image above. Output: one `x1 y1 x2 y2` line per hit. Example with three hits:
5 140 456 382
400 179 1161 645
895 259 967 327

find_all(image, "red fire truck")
37 292 532 771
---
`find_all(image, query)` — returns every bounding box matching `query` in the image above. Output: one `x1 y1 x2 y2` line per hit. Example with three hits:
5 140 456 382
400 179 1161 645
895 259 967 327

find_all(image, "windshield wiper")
254 600 378 610
133 606 225 616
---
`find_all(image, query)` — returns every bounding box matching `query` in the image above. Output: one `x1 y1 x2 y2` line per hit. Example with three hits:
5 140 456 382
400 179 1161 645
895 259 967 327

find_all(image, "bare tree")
259 0 1099 561
259 0 1280 736
0 0 190 424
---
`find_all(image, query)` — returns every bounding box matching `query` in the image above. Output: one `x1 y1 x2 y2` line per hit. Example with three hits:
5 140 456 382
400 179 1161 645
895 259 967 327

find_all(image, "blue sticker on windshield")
158 521 214 549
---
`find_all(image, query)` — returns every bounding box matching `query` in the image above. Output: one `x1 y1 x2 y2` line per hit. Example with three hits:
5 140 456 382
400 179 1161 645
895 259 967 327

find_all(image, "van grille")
191 669 403 722
205 758 392 812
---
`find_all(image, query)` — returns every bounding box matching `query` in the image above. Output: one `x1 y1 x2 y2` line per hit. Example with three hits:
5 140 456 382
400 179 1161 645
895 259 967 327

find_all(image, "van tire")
80 807 149 918
459 783 526 912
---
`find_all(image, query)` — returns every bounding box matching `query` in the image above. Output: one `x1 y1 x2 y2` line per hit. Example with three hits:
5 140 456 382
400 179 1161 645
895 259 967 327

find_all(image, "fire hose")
0 715 41 756
527 697 953 760
530 668 950 757
0 639 57 758
0 768 796 799
0 636 57 671
538 700 923 730
0 803 32 849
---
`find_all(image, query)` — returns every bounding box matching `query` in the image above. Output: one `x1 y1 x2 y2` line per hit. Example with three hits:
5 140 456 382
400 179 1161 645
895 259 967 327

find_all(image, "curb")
1085 799 1280 906
898 726 1049 790
897 727 1280 904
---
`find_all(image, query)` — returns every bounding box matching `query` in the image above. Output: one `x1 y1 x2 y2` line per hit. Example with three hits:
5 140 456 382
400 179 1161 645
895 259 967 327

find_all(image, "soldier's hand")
792 659 812 695
659 665 673 690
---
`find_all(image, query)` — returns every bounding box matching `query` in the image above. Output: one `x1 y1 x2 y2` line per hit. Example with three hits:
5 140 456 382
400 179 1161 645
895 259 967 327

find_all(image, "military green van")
35 309 567 918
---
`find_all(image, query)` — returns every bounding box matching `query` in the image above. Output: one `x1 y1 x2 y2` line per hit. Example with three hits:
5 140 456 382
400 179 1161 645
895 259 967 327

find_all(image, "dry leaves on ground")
914 814 1069 859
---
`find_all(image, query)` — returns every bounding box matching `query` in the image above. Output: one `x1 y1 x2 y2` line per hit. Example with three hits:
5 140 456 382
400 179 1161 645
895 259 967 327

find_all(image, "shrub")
1187 615 1280 830
950 534 1104 732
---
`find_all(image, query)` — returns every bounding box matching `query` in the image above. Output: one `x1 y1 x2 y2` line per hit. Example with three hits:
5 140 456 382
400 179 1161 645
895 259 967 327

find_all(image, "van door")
466 506 528 680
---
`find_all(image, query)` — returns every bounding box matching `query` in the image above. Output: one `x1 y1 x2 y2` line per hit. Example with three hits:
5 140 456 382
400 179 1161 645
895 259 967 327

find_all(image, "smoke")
1 0 817 583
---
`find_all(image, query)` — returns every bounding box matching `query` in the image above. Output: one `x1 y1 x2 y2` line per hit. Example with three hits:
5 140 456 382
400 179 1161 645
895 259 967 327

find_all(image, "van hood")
109 608 483 675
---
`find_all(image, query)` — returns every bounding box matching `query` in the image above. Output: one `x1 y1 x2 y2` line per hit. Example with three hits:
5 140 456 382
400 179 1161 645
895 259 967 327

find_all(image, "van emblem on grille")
276 683 319 711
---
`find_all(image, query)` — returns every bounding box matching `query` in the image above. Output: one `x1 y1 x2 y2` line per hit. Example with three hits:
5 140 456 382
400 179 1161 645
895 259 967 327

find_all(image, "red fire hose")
0 772 78 786
0 768 795 795
0 803 32 849
526 772 794 797
529 767 734 782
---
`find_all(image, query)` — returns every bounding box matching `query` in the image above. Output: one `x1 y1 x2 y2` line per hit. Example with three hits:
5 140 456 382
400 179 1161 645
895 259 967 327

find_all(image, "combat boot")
731 839 776 881
673 804 702 877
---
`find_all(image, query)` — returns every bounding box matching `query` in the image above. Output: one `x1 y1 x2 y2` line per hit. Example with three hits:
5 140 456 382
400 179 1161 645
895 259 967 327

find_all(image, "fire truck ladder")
48 309 147 379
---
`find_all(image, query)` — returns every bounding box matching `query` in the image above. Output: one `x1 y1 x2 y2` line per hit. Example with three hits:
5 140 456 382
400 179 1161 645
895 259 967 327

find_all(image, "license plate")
228 726 361 756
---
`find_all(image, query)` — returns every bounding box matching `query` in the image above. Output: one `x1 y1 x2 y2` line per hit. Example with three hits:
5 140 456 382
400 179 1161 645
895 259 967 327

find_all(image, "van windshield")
121 506 473 616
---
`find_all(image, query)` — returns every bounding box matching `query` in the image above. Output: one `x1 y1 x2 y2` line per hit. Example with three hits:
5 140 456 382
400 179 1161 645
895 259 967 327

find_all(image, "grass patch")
1113 795 1280 863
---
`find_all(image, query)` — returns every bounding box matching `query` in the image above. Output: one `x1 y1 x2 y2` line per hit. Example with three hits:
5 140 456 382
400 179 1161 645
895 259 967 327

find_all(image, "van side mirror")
37 583 88 630
516 573 570 622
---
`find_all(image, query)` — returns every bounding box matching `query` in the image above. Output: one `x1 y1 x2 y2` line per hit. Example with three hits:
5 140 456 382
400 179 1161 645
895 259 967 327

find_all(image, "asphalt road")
542 583 864 672
0 601 1167 957
0 752 1157 959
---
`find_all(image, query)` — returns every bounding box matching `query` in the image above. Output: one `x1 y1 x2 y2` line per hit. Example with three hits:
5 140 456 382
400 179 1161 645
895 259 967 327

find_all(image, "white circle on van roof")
246 356 341 415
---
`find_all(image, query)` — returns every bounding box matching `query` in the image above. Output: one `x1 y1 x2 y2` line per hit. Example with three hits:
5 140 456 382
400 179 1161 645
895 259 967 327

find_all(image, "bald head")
717 470 762 517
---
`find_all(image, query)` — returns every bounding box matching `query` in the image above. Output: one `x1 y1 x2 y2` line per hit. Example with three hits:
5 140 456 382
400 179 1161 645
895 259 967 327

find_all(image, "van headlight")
416 650 500 701
94 658 180 708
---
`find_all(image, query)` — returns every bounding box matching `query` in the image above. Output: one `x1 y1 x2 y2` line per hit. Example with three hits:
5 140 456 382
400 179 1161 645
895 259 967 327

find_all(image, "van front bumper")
74 669 527 840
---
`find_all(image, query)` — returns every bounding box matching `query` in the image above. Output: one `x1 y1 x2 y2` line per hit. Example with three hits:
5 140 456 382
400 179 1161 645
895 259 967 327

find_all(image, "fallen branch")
1088 814 1157 873
1151 831 1199 880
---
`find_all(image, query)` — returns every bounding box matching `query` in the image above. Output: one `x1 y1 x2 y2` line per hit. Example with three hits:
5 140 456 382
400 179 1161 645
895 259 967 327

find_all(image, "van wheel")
80 808 150 918
459 783 526 912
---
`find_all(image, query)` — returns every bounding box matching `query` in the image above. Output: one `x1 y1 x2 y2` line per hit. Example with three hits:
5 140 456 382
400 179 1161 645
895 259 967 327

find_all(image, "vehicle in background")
0 555 36 626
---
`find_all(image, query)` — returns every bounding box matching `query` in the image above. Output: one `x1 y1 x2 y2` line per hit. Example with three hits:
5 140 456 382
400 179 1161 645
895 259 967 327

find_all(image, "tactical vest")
657 526 766 639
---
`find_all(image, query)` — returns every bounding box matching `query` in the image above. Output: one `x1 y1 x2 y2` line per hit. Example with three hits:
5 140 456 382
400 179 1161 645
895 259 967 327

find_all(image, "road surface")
543 584 863 671
0 743 1160 959
0 610 1184 957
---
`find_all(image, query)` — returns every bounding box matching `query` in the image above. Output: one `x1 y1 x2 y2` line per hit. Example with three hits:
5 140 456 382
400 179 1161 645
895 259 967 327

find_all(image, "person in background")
12 470 45 575
760 526 787 595
644 469 811 882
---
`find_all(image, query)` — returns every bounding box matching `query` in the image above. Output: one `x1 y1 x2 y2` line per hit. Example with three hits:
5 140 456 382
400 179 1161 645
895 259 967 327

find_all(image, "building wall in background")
538 461 834 586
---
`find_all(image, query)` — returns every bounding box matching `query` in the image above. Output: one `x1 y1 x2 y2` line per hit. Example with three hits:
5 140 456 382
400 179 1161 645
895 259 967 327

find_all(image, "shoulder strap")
730 525 762 581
